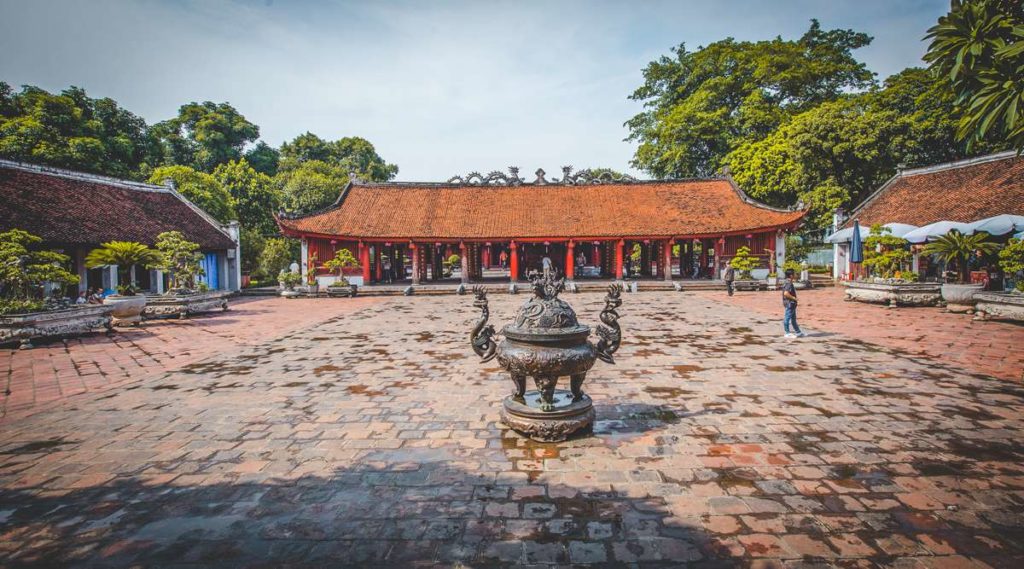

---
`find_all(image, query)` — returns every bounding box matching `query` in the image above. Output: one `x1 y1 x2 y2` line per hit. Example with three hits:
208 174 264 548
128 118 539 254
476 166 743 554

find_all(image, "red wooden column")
509 241 519 282
663 239 673 281
565 241 575 280
615 239 624 280
699 240 708 279
359 242 371 283
459 242 470 284
715 237 726 279
410 242 420 285
593 243 601 269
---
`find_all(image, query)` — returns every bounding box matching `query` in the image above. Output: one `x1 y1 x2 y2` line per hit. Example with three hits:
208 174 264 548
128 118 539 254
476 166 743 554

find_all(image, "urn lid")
503 271 590 341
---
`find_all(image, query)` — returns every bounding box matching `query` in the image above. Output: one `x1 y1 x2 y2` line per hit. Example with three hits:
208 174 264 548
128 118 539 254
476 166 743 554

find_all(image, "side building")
829 151 1024 280
276 168 807 286
0 160 241 293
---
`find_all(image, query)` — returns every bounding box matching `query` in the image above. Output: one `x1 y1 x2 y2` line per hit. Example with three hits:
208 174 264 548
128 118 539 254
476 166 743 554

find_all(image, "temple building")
276 168 807 287
0 160 241 293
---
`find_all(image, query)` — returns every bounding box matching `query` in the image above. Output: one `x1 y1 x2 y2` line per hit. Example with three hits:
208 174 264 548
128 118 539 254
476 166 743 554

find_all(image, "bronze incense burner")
470 272 623 441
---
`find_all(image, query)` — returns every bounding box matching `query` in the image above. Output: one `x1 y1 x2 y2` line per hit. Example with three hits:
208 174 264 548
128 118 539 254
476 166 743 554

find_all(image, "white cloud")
0 0 947 180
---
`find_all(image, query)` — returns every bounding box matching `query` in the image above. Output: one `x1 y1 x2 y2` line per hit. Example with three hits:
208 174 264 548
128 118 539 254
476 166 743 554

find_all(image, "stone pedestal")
501 390 594 442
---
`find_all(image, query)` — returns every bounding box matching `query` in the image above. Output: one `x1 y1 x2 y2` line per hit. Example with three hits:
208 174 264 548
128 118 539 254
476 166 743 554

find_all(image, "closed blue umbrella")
850 220 864 264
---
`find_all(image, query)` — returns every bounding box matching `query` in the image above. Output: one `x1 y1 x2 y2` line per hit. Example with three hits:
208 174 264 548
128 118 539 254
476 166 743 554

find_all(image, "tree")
257 237 298 280
244 141 280 176
213 159 279 235
922 230 1001 283
925 0 1024 152
151 101 259 172
0 229 78 312
861 225 913 279
324 248 360 286
278 132 397 181
999 238 1024 291
85 241 160 295
0 83 158 178
626 20 874 178
150 231 205 291
275 159 349 214
729 246 759 279
149 165 236 223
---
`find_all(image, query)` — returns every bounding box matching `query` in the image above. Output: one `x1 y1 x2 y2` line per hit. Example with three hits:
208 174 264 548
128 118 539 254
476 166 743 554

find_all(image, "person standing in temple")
499 249 508 269
782 268 805 338
723 264 735 296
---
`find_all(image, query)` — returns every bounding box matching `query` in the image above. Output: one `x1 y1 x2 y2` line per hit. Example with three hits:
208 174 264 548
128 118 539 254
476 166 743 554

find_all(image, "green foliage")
84 240 159 296
149 165 236 223
279 132 398 181
0 83 158 178
150 231 205 292
629 244 642 263
239 227 266 277
925 0 1024 152
324 248 359 286
151 101 259 172
275 159 348 214
258 238 297 280
244 141 280 176
446 254 461 267
861 224 913 279
922 230 1002 283
213 159 279 235
627 20 874 178
278 269 302 289
785 234 810 264
783 259 804 274
729 246 759 278
998 238 1024 291
0 298 46 315
0 229 79 304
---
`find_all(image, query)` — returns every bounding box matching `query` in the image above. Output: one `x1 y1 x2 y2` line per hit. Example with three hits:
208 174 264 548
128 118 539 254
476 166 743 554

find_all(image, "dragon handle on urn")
470 286 497 362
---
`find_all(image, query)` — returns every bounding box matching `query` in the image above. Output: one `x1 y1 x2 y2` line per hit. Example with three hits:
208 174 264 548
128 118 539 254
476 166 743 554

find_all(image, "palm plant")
85 241 160 296
922 230 1001 283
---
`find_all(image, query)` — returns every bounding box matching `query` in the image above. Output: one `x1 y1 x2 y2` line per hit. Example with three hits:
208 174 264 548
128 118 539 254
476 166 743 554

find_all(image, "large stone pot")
469 273 624 442
974 291 1024 322
143 290 232 320
843 281 941 308
103 294 147 325
941 283 984 313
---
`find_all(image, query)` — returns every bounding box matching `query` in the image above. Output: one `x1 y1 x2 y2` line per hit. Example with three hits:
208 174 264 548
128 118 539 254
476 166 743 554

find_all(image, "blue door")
199 253 220 290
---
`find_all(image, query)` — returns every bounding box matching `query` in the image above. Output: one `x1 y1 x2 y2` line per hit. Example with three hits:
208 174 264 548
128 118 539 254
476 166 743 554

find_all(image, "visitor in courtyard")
499 250 508 268
382 256 392 283
87 288 104 304
76 291 88 305
724 264 735 296
782 268 804 338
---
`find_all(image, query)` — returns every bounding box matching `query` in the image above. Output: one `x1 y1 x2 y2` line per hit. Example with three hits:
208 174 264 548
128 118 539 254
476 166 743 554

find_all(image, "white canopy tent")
903 221 976 243
967 214 1024 237
826 223 918 244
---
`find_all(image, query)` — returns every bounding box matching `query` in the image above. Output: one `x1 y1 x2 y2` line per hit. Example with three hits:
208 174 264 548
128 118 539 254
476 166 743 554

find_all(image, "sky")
0 0 949 181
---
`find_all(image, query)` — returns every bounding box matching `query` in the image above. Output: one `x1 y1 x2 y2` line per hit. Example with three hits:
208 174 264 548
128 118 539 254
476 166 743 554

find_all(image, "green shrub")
0 229 79 306
862 224 913 279
999 238 1024 292
729 246 758 279
0 299 46 315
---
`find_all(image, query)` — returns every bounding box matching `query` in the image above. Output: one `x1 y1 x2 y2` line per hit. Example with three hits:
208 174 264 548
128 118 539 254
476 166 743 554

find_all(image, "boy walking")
782 268 804 338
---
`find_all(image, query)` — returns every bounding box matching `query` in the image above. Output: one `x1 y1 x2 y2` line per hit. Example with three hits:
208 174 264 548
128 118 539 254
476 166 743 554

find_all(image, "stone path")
1 292 1023 567
0 296 382 420
698 287 1024 383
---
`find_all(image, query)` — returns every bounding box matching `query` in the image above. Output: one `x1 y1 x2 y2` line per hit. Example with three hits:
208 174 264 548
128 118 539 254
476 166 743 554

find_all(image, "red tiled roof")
277 179 806 240
844 152 1024 229
0 162 236 250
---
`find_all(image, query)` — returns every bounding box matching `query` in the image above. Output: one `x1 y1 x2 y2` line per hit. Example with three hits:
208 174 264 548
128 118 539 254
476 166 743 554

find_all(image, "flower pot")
843 281 941 307
941 283 984 313
307 283 319 296
103 294 147 325
974 291 1024 322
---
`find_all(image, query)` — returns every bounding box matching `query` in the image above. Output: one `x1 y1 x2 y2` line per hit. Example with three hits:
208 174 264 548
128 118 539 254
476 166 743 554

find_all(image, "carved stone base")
501 390 594 442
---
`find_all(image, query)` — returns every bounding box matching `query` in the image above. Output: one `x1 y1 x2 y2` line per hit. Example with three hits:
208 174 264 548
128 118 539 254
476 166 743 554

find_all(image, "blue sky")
0 0 948 180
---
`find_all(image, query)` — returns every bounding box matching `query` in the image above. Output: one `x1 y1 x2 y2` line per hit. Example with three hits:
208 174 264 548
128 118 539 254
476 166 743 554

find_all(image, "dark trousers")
726 280 734 296
784 304 801 334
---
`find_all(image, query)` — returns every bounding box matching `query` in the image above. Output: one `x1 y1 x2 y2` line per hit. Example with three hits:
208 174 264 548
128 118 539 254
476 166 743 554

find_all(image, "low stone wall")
142 291 233 320
843 281 942 308
975 292 1024 323
0 305 113 349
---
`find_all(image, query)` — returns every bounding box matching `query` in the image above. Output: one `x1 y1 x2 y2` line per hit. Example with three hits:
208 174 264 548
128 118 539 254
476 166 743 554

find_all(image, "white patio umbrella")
1015 230 1024 240
826 222 918 243
903 221 976 243
967 214 1024 237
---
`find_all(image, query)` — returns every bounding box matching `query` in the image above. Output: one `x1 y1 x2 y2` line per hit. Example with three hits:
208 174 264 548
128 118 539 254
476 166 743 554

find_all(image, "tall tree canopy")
275 159 349 215
148 165 236 224
925 0 1024 152
626 20 875 178
279 132 398 181
213 159 279 236
243 141 280 176
0 83 158 178
151 101 259 172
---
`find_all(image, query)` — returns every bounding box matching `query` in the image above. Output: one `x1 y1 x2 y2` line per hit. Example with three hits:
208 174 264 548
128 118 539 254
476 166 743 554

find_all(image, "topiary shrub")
729 246 758 279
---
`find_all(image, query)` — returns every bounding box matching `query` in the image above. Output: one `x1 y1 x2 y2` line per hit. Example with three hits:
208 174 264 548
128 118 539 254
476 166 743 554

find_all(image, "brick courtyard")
1 291 1023 567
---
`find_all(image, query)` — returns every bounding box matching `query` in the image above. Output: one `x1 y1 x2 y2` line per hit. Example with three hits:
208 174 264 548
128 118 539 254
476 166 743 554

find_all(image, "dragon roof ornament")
446 166 639 187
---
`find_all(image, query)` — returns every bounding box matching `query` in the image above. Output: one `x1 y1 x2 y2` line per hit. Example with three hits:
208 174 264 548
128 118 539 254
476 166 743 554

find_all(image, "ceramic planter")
843 281 941 308
941 283 984 313
1 305 114 349
327 285 358 298
974 291 1024 322
103 294 147 325
143 291 232 320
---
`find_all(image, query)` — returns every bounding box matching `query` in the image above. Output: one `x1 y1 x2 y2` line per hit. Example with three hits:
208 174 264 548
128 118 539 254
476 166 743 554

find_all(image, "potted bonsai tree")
85 241 160 325
923 230 1000 313
150 231 205 294
861 225 913 282
730 246 761 290
974 238 1024 322
324 248 360 297
278 270 303 297
306 252 319 295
